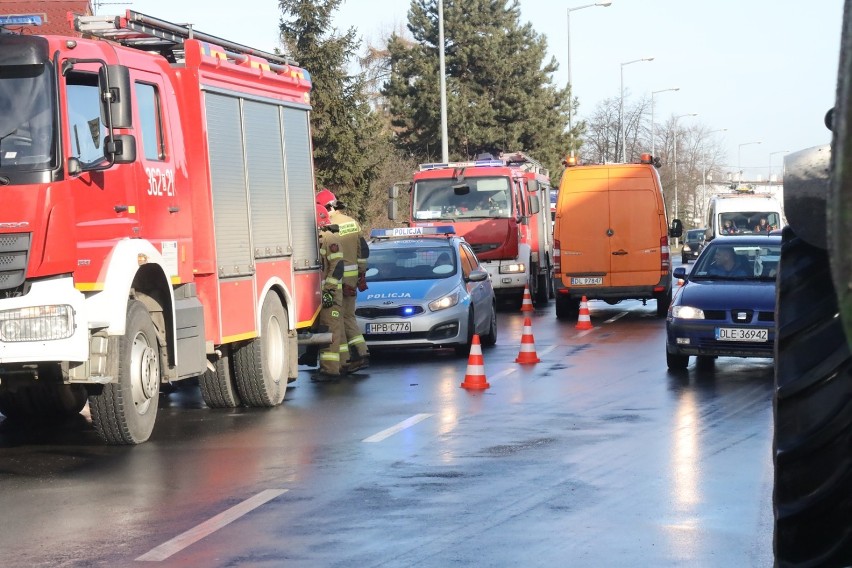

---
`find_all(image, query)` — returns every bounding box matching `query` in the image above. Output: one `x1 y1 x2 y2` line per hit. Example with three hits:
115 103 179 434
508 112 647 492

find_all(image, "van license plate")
715 328 768 342
367 322 411 334
571 277 602 286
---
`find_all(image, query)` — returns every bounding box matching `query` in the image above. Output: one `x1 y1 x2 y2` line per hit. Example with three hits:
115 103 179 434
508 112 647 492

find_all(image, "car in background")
665 235 781 370
355 226 497 355
681 228 706 263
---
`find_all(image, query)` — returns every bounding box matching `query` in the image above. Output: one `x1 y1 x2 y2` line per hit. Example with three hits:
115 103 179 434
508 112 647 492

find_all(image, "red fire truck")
0 11 327 443
389 152 554 305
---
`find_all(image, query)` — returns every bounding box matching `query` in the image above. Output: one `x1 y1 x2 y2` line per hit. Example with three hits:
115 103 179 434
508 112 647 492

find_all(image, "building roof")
0 0 92 35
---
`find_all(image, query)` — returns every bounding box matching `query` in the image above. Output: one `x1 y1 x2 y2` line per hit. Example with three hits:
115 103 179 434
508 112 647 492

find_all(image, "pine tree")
383 0 572 175
279 0 384 220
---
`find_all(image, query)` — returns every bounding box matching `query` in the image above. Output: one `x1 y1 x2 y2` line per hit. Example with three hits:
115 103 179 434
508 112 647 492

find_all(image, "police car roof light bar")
370 226 455 239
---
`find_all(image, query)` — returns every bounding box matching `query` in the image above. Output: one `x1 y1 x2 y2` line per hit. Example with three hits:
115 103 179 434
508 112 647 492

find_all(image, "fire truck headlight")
499 263 526 274
429 289 460 312
0 305 75 342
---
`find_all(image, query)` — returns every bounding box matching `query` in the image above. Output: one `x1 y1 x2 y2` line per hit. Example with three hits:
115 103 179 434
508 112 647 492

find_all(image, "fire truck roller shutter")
281 106 320 271
205 92 253 277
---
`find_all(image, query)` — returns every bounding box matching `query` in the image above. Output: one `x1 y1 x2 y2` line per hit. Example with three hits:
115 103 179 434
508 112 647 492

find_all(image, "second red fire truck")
0 11 327 443
389 152 554 306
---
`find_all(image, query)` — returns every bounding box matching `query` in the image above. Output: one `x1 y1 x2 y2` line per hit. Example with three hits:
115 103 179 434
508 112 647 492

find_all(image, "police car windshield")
412 177 512 220
366 246 457 281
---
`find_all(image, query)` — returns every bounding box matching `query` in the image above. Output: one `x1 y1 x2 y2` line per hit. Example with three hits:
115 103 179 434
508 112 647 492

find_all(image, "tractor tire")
232 293 288 407
774 227 852 566
89 300 161 444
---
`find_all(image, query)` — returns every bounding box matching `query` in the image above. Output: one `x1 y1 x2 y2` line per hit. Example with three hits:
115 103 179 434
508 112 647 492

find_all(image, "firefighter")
314 205 346 381
316 188 370 372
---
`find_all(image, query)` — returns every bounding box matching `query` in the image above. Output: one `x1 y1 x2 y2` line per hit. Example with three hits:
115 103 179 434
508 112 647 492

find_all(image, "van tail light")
660 236 670 271
553 239 561 273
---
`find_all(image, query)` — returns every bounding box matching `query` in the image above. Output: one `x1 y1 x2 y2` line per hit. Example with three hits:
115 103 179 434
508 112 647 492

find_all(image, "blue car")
665 235 781 370
355 227 497 354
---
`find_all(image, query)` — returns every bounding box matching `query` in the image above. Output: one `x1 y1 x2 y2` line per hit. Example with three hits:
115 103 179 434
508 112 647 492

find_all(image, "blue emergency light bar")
0 15 43 27
370 226 455 238
418 159 505 171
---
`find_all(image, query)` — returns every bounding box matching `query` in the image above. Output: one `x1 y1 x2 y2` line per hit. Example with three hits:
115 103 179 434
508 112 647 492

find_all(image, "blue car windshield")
690 243 781 281
366 246 457 281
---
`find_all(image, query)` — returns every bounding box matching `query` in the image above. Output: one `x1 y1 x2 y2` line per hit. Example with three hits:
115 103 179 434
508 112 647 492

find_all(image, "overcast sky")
123 0 842 180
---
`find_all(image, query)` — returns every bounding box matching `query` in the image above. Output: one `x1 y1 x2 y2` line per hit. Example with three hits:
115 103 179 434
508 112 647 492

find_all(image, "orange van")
552 154 682 319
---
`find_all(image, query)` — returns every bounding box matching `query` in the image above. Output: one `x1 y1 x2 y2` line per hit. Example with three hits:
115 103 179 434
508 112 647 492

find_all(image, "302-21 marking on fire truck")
146 167 176 197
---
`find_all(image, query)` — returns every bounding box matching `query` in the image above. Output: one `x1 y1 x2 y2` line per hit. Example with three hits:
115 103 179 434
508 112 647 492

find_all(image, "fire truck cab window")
0 63 55 171
135 82 165 161
66 73 106 166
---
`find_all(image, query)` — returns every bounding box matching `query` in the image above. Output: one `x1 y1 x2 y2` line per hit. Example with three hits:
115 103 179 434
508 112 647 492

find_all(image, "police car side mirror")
466 268 488 282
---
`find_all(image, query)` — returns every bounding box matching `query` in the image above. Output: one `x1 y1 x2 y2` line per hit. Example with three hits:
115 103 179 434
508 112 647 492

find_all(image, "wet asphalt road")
0 264 775 567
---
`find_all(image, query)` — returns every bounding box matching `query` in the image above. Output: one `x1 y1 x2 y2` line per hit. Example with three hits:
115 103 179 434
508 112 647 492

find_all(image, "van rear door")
560 167 611 280
607 167 664 287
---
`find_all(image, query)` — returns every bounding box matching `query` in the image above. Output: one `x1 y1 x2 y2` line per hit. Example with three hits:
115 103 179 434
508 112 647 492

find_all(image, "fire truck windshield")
413 177 513 220
0 64 56 173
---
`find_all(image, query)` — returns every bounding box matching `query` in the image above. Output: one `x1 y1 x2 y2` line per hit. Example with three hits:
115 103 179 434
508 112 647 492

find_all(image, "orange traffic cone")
515 316 541 364
460 335 490 389
575 296 593 330
520 286 534 312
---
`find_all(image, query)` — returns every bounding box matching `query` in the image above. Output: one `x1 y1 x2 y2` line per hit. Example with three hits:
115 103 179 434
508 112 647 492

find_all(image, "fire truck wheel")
89 300 161 445
774 227 852 564
232 293 288 407
199 347 242 408
0 384 88 421
534 272 550 305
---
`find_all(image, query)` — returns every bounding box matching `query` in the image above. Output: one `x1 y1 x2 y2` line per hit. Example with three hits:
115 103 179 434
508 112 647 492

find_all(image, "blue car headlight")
429 288 461 312
672 305 705 319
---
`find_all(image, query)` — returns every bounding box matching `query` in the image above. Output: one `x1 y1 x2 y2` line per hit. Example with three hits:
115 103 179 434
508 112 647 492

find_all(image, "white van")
704 192 784 242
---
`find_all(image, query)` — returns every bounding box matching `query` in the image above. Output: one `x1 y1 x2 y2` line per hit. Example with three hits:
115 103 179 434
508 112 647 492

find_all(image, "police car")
355 226 497 354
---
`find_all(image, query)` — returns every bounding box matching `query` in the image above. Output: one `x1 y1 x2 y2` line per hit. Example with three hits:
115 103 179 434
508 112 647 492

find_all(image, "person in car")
753 217 774 233
710 247 750 277
722 220 738 234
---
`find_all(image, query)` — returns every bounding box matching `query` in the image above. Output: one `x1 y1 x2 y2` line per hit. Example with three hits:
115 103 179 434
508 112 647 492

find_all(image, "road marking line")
604 311 629 324
363 413 433 443
538 345 558 357
136 489 288 562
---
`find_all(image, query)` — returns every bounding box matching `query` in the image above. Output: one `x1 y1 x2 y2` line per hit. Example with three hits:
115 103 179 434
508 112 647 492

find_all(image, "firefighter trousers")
342 294 369 360
318 294 347 375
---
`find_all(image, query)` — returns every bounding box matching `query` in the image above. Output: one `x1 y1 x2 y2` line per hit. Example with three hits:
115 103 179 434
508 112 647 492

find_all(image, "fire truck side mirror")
105 134 137 164
98 65 133 129
527 195 541 215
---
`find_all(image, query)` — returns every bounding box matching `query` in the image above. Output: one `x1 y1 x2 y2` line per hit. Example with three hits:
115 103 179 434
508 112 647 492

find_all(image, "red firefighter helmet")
316 204 331 227
316 188 337 209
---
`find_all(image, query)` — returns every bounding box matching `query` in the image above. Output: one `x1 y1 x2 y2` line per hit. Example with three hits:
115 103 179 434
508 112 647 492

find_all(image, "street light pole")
567 2 612 154
650 87 679 157
737 141 762 184
620 56 654 163
767 150 789 191
438 0 448 162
